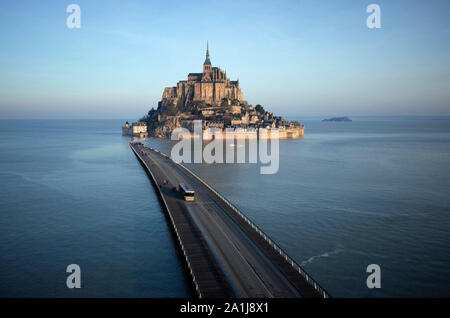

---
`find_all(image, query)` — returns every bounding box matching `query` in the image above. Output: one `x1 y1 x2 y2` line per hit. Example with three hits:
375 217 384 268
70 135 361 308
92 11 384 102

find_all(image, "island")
322 116 352 122
123 43 304 140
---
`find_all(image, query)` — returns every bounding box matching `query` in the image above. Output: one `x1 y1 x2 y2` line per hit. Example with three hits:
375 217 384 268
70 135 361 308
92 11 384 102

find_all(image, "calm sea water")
0 118 449 297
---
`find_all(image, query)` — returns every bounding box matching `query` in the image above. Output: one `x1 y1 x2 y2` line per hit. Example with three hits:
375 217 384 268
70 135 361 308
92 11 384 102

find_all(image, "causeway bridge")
130 142 329 298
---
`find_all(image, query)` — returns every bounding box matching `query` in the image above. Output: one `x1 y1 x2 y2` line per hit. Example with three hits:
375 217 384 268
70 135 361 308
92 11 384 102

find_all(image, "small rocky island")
322 116 352 122
123 43 304 140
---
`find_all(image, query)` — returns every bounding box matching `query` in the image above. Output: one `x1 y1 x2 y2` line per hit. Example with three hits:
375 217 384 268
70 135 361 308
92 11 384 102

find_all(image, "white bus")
179 183 195 201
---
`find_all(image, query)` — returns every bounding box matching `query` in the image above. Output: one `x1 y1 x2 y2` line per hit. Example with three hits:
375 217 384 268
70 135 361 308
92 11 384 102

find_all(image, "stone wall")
160 63 242 107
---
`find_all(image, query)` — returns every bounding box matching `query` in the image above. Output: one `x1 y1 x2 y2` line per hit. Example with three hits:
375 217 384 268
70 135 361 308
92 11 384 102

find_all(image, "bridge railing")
130 143 203 298
142 145 330 298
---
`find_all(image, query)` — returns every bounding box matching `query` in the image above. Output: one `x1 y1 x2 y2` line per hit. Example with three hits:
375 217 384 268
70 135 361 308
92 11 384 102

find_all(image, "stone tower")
203 42 212 74
160 42 243 107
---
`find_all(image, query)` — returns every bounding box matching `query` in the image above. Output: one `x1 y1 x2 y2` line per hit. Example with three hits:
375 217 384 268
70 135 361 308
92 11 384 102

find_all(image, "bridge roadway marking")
138 145 303 298
132 145 237 297
145 149 275 297
185 204 274 297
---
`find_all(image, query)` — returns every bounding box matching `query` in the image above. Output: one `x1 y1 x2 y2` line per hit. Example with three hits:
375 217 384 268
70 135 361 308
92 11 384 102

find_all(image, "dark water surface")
1 118 449 297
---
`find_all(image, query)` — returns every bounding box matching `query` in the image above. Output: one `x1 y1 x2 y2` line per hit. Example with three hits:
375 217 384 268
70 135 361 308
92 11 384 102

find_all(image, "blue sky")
0 0 449 119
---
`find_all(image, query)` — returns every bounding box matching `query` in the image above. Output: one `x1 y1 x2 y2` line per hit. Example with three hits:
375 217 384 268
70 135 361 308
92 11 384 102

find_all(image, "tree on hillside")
221 98 233 112
221 98 229 108
194 101 207 108
148 108 156 116
255 104 265 114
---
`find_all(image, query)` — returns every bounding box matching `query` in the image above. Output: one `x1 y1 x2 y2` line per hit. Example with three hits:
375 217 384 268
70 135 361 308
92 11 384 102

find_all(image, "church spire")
204 41 211 65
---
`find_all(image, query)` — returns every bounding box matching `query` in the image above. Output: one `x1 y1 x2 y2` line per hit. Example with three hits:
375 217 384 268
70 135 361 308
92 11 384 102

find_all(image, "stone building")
230 105 242 114
122 121 148 138
132 122 148 137
160 43 243 108
122 121 132 136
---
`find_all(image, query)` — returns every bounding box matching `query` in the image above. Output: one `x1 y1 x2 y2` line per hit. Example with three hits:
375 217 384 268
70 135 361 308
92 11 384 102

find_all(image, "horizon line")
1 115 450 121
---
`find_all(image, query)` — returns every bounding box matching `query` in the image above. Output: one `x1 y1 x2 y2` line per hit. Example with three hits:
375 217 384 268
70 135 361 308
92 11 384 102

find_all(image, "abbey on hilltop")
160 42 243 108
128 43 304 139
